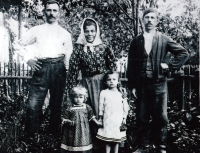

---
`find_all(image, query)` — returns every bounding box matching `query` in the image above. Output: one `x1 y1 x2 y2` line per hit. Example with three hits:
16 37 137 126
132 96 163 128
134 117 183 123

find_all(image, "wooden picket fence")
0 62 32 95
0 61 198 96
0 61 129 96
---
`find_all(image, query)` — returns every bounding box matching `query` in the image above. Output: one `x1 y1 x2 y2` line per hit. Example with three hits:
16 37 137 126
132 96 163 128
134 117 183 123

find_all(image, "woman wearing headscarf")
67 18 115 119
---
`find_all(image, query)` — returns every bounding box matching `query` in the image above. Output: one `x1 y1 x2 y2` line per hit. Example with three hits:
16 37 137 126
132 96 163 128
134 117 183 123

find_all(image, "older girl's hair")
103 70 120 83
83 19 97 31
103 70 127 98
70 85 88 102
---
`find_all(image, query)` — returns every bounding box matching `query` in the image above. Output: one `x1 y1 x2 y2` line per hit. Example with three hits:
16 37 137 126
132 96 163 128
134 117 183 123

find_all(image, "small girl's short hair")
83 19 97 31
70 85 88 102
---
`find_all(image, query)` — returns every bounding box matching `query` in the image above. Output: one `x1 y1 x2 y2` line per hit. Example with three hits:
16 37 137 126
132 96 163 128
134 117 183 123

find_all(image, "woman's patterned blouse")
67 43 115 89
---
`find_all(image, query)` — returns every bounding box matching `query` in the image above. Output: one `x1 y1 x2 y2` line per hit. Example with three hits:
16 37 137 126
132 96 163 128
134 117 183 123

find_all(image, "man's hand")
122 118 126 124
175 69 184 76
27 59 42 71
132 88 137 99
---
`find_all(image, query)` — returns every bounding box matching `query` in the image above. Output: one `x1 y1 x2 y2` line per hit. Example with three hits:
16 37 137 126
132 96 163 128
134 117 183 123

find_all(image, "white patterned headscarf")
76 18 102 52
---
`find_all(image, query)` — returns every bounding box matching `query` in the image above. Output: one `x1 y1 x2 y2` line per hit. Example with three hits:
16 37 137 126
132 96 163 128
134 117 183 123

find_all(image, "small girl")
96 71 129 153
61 85 101 153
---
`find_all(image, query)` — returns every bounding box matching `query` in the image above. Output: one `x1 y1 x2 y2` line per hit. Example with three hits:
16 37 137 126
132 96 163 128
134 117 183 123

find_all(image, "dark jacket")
127 32 189 90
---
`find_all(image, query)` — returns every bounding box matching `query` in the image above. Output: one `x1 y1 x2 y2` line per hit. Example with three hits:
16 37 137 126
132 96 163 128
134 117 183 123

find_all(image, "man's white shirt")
143 31 155 55
14 22 73 69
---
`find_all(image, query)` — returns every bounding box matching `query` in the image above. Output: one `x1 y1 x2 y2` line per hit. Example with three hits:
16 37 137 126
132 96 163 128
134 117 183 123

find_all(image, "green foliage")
156 0 199 64
2 0 199 63
167 90 200 153
0 92 62 153
0 86 199 152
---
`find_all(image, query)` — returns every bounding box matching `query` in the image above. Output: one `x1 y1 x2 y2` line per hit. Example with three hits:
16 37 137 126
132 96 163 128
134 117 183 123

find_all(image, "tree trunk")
17 4 22 63
132 0 136 36
199 16 200 107
131 0 141 36
135 0 141 36
198 10 200 107
18 4 22 40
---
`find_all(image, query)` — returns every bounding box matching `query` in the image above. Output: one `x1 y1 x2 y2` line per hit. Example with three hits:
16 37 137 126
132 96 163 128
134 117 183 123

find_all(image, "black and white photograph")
0 0 199 153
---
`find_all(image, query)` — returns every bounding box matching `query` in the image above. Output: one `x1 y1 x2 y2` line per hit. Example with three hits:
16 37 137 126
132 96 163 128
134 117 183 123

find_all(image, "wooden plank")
0 76 32 79
120 78 128 81
4 62 6 76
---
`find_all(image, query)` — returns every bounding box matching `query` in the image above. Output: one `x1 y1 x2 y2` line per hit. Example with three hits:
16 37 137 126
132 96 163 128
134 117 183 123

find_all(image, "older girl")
97 71 129 153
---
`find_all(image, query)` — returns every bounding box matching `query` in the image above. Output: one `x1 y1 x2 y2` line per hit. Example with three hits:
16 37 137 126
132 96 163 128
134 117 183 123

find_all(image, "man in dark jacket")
127 8 189 153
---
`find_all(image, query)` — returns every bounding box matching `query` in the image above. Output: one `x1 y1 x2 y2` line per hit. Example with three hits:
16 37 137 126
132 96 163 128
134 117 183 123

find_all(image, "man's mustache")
146 23 152 26
49 15 55 18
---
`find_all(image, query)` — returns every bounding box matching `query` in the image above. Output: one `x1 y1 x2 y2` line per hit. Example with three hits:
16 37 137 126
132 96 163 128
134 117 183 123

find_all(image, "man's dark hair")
142 8 158 18
83 19 97 31
44 0 60 9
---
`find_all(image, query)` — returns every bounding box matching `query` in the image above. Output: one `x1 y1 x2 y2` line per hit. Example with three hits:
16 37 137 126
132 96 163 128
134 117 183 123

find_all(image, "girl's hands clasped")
96 120 103 128
91 116 103 128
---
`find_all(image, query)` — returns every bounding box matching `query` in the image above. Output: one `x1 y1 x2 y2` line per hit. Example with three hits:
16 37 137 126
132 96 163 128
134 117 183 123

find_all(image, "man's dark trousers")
25 57 66 137
136 78 168 150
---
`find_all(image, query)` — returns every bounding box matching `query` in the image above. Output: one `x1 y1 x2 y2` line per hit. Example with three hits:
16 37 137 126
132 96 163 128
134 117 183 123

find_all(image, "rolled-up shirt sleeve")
13 27 38 63
64 32 73 70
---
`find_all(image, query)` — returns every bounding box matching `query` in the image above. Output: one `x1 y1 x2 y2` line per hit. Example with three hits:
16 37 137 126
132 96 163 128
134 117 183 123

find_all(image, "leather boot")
133 148 149 153
156 145 167 153
156 149 166 153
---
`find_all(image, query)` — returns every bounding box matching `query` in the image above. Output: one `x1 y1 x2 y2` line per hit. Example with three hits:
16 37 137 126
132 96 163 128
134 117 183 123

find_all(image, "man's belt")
38 55 65 64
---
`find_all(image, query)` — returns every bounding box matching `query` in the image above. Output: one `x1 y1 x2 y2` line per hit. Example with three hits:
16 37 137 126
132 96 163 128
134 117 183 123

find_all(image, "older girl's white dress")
96 89 129 142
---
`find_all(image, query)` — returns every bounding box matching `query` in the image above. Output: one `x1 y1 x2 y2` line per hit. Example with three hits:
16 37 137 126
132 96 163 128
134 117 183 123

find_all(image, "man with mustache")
127 8 188 153
14 0 73 139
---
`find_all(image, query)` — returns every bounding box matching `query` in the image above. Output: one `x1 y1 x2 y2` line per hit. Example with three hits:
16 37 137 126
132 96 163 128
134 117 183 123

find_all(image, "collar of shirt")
44 22 59 29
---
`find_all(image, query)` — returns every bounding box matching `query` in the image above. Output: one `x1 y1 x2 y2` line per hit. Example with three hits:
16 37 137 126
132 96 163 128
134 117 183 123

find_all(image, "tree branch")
139 18 144 33
132 0 136 35
110 0 135 21
108 10 134 38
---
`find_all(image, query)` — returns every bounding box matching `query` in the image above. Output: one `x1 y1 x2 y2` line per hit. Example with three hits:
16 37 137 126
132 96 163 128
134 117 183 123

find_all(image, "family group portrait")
0 0 199 153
